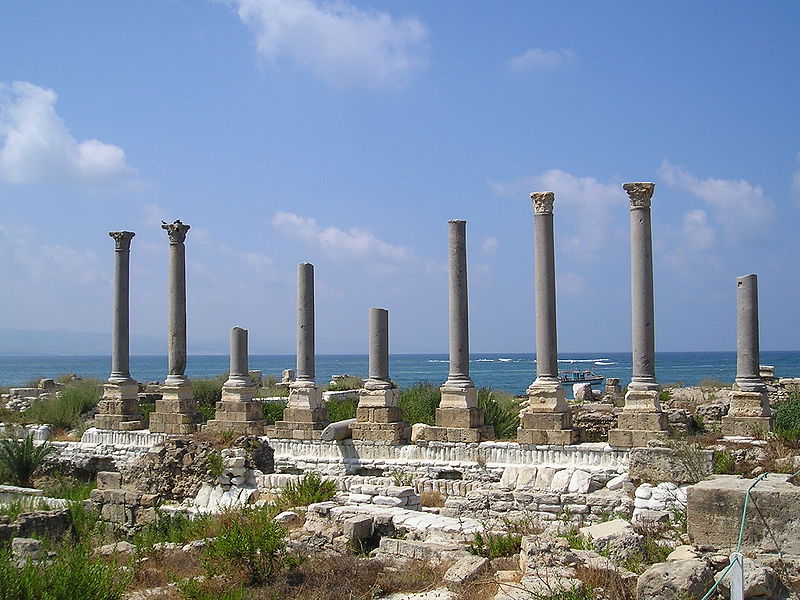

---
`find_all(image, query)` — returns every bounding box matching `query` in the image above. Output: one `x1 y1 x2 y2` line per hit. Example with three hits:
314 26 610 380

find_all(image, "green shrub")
774 392 800 440
0 543 129 600
560 525 592 550
39 473 96 501
324 396 358 422
0 435 55 487
203 507 287 585
133 511 214 552
326 376 363 391
25 380 101 430
206 450 223 477
280 473 337 507
397 381 440 426
257 375 289 398
262 400 287 424
713 450 736 474
192 375 226 406
477 388 521 439
658 389 672 404
467 530 522 559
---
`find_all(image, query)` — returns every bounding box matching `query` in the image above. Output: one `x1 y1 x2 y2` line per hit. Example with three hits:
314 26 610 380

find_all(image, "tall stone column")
352 308 407 443
151 220 200 434
271 262 329 439
723 274 772 435
207 327 266 435
609 183 668 447
518 192 575 445
415 220 491 443
96 231 144 430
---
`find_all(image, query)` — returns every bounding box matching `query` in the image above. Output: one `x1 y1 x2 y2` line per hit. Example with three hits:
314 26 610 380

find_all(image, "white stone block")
568 470 592 494
550 468 574 493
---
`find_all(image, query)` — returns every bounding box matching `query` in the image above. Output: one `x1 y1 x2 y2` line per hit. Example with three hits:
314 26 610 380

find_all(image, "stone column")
609 183 668 447
150 220 200 434
723 274 772 435
271 262 329 439
352 308 406 443
207 327 266 435
518 192 575 445
415 220 490 443
96 231 144 430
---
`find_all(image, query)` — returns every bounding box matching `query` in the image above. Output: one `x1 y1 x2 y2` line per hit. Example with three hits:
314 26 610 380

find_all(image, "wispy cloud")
223 0 429 89
507 48 575 73
482 236 499 254
490 169 624 261
659 159 774 240
272 211 411 263
0 81 134 185
557 272 586 295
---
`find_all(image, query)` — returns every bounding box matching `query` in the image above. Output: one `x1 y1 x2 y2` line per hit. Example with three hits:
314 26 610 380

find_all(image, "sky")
1 1 799 355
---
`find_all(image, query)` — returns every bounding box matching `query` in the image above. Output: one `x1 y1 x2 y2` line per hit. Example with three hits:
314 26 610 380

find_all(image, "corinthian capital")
109 231 135 251
531 191 555 215
623 182 655 209
161 220 190 244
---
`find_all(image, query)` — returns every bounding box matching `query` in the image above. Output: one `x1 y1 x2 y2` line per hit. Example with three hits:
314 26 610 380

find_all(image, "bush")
192 375 226 409
477 388 521 439
326 376 363 392
38 472 96 501
397 381 440 426
774 392 800 440
258 375 289 398
713 450 736 474
262 400 287 424
468 530 522 559
0 435 55 487
0 543 129 600
324 396 358 422
203 507 287 586
280 473 337 507
133 511 215 552
25 380 101 431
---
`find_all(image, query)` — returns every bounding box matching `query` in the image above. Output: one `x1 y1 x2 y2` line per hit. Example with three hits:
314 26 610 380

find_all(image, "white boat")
558 369 605 387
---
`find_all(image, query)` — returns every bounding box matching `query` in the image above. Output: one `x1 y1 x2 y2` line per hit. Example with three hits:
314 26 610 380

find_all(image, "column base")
95 383 144 431
727 389 771 418
357 387 398 408
206 387 266 435
412 424 494 443
721 416 773 437
607 389 669 448
350 422 410 443
205 419 267 436
517 385 576 445
270 385 330 439
267 421 329 440
149 383 201 434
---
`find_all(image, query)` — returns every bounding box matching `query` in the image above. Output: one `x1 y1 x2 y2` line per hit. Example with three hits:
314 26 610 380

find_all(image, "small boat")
559 369 605 387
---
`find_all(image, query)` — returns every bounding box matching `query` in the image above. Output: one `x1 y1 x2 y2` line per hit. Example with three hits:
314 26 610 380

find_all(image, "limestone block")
356 406 402 423
519 411 571 430
517 428 577 445
443 555 489 589
439 386 478 409
568 470 593 494
357 388 398 408
287 385 324 410
727 390 771 418
666 545 701 561
629 447 713 485
282 407 329 424
101 382 139 401
12 538 42 559
343 515 374 541
158 384 195 401
435 406 484 429
350 421 408 443
607 428 668 448
687 474 800 555
636 559 713 600
721 415 773 436
220 386 256 403
616 411 668 431
525 387 569 413
274 510 300 525
96 471 121 490
579 519 643 561
550 469 574 493
622 389 662 412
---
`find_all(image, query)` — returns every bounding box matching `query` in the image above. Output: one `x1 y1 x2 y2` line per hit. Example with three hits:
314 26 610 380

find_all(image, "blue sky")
1 1 798 355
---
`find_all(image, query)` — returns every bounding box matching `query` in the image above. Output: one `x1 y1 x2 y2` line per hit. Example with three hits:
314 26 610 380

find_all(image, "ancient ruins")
1 185 799 599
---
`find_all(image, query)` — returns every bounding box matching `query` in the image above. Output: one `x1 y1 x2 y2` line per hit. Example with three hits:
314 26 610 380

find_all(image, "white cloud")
490 169 624 261
659 159 773 240
219 243 275 275
0 81 134 184
224 0 428 89
272 211 411 262
557 272 585 295
482 236 499 254
507 48 575 73
681 209 715 251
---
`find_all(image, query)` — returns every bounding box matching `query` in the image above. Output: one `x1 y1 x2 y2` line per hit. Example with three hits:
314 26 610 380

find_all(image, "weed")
774 392 800 439
206 450 223 478
257 375 290 398
420 489 445 507
262 400 288 424
390 468 414 487
280 473 337 507
133 511 215 552
397 381 440 426
25 380 102 431
324 396 358 422
0 435 55 487
468 529 522 559
478 387 521 439
37 472 96 501
714 449 736 474
560 525 592 550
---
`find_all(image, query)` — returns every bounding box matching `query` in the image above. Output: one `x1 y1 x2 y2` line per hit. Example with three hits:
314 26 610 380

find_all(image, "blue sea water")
1 352 798 394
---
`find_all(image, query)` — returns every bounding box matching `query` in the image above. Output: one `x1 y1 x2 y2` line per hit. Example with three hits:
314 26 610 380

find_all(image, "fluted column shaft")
296 262 315 382
532 193 559 383
625 183 659 391
446 220 472 386
736 274 765 391
109 231 135 384
162 220 190 385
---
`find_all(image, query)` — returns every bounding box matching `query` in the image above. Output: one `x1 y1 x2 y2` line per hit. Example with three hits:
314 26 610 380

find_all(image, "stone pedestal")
95 382 143 431
270 384 329 440
352 387 408 444
519 383 577 445
416 386 492 443
149 383 201 434
722 390 772 436
608 389 669 447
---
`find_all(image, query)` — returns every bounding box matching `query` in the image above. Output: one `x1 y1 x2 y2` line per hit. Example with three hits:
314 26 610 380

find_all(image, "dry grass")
576 564 636 600
420 489 445 507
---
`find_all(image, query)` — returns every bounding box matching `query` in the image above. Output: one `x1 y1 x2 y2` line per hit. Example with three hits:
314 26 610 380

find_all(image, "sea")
1 352 799 395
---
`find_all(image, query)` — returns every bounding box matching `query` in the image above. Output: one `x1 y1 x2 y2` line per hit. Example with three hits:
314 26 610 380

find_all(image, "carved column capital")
109 231 135 252
623 182 655 209
162 220 190 244
530 191 555 215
